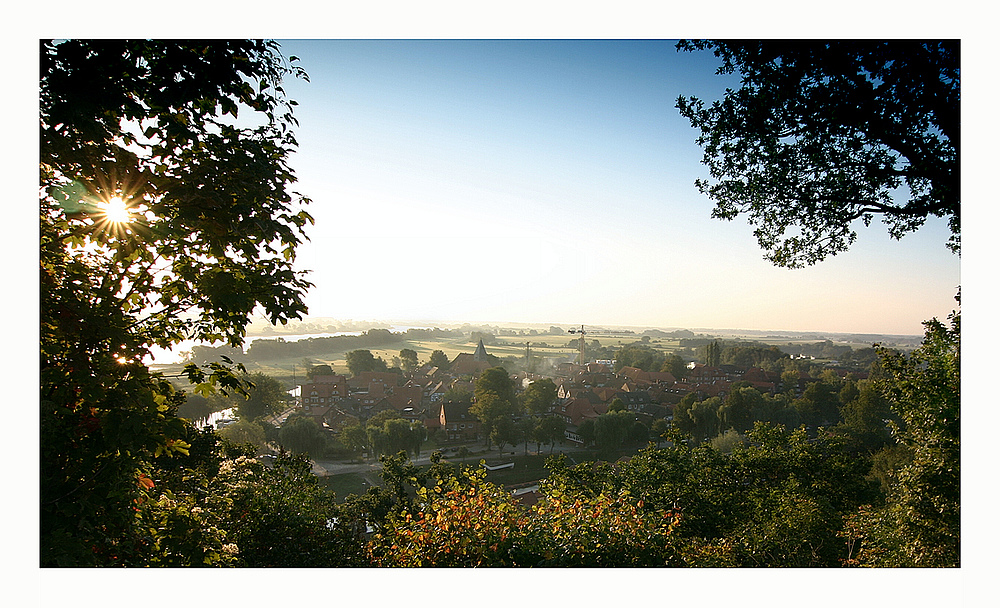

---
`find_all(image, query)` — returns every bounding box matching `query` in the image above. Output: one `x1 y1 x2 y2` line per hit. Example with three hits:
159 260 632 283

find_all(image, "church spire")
473 338 489 362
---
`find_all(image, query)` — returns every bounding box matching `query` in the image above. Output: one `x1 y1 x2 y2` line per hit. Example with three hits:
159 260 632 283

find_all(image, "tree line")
186 327 463 364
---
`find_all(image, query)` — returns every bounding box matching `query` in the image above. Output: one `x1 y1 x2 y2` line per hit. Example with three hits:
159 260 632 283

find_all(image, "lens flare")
100 196 133 224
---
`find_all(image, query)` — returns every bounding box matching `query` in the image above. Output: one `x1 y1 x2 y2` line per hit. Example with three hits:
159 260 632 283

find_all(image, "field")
153 331 633 386
151 319 919 390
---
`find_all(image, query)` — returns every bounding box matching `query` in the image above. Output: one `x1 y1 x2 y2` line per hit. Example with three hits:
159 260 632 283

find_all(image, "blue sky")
273 39 959 335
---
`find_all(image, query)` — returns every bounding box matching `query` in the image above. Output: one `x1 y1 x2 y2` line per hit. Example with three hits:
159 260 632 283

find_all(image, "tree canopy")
677 40 959 268
429 349 450 369
40 39 311 565
345 349 388 376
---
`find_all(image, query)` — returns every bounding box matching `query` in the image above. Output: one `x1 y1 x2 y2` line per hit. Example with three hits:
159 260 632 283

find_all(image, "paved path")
311 440 596 477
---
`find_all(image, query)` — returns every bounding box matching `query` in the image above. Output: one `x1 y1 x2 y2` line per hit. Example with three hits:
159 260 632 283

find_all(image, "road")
309 439 597 477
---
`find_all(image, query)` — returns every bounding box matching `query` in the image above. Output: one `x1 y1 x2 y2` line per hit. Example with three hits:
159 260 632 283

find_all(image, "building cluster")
290 338 845 447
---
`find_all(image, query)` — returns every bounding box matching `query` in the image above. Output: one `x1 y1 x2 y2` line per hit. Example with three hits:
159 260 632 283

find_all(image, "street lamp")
568 325 587 365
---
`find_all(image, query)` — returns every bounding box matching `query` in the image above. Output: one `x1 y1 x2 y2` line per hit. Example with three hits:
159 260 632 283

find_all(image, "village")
288 337 844 454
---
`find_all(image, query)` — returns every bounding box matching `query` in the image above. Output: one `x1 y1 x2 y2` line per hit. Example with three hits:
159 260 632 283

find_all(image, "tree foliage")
40 39 312 566
522 378 558 415
366 465 683 567
429 349 450 369
345 349 388 376
218 419 267 449
677 40 959 267
474 366 517 405
470 391 517 450
232 372 287 421
278 415 327 457
398 348 419 373
594 410 634 453
212 453 366 566
846 309 960 566
614 342 665 372
660 353 687 379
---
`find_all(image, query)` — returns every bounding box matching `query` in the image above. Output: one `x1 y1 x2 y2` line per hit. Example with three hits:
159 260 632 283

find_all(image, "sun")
100 196 133 224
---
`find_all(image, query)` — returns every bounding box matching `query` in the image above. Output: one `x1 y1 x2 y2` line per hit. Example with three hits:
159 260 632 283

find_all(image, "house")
439 401 480 442
584 362 612 374
299 403 333 429
348 370 402 395
686 365 729 384
592 386 619 403
423 402 443 433
742 367 780 394
300 374 349 406
324 408 360 433
611 390 653 412
449 339 493 376
385 382 425 410
426 380 449 402
555 397 606 426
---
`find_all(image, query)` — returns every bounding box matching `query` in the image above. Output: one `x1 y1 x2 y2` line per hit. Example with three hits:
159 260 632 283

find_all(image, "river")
194 407 236 429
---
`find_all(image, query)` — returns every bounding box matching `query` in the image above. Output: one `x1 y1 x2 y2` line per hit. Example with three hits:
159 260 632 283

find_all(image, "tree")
536 415 567 454
628 420 650 446
339 422 370 458
218 419 267 450
215 453 365 566
607 397 627 413
345 349 388 376
650 418 672 447
660 353 687 380
234 372 287 421
307 364 334 380
490 416 519 453
522 378 557 415
672 393 700 437
703 341 722 367
594 410 633 453
474 367 517 406
719 386 761 434
278 415 327 457
381 418 427 458
709 429 745 454
470 391 517 450
721 344 788 368
794 381 842 428
399 348 419 373
40 39 311 566
688 396 723 442
516 417 536 454
176 392 214 422
368 464 683 567
848 309 960 567
574 419 596 448
677 40 959 268
834 379 892 453
429 349 450 369
614 343 665 372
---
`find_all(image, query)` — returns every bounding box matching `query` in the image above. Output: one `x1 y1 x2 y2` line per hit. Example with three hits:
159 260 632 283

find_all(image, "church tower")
473 338 490 362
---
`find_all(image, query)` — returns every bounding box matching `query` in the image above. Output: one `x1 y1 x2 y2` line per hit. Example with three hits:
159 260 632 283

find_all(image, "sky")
271 39 960 336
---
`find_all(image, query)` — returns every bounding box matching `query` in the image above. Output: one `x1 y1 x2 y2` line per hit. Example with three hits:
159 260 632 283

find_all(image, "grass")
318 472 371 500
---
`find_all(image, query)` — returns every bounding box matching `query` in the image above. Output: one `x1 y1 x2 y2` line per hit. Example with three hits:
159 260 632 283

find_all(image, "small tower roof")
473 339 490 362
